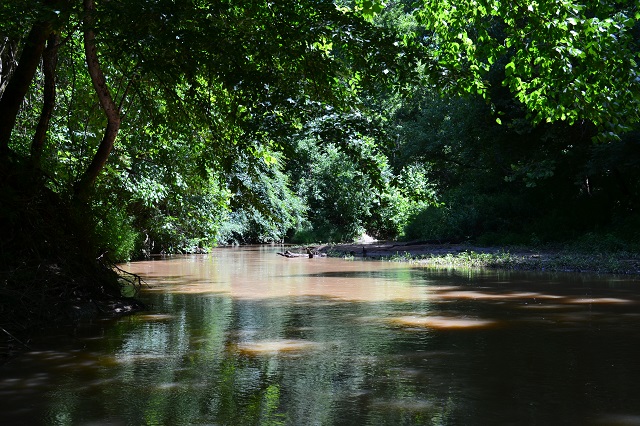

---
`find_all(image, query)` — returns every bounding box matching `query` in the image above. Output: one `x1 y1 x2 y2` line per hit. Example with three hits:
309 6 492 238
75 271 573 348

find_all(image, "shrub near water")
91 198 138 262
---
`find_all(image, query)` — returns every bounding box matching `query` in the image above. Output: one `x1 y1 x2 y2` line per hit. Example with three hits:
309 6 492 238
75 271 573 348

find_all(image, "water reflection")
1 246 640 425
388 315 498 329
236 339 322 355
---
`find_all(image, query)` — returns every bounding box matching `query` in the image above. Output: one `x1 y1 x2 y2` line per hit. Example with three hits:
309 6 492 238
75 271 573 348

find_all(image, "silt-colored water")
2 246 640 425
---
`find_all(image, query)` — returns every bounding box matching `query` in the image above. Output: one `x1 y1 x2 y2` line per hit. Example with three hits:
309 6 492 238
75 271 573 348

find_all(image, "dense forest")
1 0 639 330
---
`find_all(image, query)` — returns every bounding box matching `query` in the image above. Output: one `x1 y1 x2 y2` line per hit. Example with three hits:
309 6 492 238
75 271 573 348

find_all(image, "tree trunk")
31 33 60 167
0 36 19 98
0 21 51 157
74 0 121 201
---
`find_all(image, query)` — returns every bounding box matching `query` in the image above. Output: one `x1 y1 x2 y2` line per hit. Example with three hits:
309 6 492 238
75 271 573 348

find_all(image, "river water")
2 246 640 425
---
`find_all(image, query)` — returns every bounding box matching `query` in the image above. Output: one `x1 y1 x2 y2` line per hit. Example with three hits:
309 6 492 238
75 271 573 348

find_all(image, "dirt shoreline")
315 241 640 275
322 241 513 258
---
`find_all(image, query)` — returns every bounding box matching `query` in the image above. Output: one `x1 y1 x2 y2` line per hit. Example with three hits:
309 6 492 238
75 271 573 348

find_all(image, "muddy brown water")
2 246 640 425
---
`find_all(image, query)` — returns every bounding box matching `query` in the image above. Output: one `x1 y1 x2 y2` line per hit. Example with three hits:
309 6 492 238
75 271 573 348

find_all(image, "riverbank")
0 165 147 365
319 241 640 275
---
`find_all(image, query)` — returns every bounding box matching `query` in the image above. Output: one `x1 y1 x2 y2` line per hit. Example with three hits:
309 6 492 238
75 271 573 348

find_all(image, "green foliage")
355 0 386 16
288 137 376 242
217 153 306 244
369 163 439 239
1 0 411 259
90 194 139 263
417 0 640 140
391 85 640 246
568 232 632 254
3 0 640 273
140 189 230 253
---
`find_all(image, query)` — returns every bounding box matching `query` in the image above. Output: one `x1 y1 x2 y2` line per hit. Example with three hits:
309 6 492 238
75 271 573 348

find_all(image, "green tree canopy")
417 0 640 139
0 0 410 197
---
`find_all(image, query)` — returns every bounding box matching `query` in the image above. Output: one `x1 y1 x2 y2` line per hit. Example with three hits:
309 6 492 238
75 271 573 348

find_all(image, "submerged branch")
112 263 148 294
0 327 31 350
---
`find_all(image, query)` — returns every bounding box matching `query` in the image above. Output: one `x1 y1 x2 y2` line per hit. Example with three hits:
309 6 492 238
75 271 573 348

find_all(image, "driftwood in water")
277 248 327 259
277 250 307 258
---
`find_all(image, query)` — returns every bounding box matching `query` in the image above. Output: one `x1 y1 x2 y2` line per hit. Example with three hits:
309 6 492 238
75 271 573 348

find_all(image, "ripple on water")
370 397 436 412
136 314 175 321
591 413 640 425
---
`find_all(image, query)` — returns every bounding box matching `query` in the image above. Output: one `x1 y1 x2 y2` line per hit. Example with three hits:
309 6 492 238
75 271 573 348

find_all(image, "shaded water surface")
2 246 640 425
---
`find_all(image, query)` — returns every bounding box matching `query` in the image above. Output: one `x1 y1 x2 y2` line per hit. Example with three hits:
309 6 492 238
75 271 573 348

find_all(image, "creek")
1 246 640 425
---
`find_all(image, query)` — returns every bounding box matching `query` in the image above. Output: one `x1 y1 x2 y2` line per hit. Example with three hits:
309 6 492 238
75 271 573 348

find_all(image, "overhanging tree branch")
74 0 121 200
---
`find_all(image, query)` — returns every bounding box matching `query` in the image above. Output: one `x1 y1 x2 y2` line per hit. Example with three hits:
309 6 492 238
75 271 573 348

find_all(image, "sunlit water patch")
388 315 498 329
566 296 634 305
236 339 321 356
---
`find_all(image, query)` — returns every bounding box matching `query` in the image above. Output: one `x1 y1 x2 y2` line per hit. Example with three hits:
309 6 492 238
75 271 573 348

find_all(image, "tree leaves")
355 0 386 20
416 0 640 140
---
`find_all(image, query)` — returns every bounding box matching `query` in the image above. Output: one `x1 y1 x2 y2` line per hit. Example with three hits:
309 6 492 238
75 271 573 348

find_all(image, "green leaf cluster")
417 0 640 139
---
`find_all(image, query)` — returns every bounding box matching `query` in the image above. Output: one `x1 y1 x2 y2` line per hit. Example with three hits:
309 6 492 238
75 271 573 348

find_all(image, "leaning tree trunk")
0 21 51 158
31 33 60 167
74 0 121 201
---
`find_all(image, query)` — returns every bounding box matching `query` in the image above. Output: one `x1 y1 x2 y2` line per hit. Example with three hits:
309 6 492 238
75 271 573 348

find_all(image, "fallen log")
277 249 327 258
277 250 306 258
